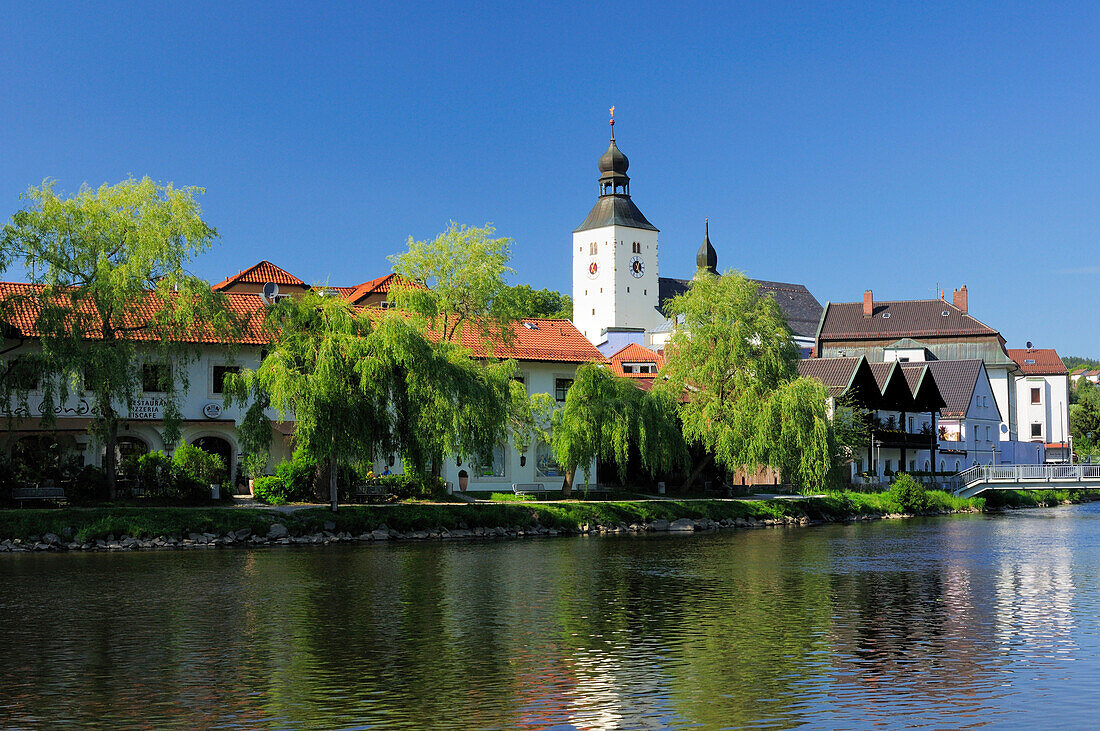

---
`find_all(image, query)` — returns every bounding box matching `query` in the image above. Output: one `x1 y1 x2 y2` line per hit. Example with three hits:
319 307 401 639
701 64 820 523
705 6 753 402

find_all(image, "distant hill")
1063 355 1100 371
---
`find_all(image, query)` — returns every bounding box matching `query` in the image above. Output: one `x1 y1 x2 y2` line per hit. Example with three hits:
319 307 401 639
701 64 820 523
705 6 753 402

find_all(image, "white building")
571 120 823 356
2 263 606 494
1008 348 1070 462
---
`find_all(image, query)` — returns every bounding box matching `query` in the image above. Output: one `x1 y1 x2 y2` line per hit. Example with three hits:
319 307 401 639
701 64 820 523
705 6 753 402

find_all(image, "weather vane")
609 105 615 126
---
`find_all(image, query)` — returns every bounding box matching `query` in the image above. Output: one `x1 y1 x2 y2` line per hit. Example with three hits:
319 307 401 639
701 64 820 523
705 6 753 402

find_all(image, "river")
1 503 1099 729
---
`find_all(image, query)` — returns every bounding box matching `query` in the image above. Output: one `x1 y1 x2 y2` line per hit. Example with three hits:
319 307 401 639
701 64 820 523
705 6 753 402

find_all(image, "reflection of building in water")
994 542 1077 658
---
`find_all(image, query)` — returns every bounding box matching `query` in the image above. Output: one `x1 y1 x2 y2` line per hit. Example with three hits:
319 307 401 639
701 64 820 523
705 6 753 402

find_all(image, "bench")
12 485 67 504
353 483 394 503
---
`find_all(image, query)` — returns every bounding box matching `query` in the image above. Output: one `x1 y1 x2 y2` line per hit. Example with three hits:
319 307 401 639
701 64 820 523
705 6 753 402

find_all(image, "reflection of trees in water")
0 520 1083 729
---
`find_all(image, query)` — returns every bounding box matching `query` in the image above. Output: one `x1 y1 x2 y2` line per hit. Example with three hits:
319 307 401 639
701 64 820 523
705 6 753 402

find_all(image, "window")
142 363 172 393
6 359 39 391
908 416 914 433
909 460 915 472
589 242 597 255
899 357 909 363
535 440 564 478
621 362 657 374
212 365 240 394
1031 423 1043 438
986 426 992 442
1031 387 1041 405
554 378 573 402
472 444 507 479
632 242 641 253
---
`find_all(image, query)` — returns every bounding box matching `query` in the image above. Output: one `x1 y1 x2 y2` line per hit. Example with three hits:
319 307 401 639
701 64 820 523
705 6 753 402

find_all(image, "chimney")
952 285 968 314
862 290 873 318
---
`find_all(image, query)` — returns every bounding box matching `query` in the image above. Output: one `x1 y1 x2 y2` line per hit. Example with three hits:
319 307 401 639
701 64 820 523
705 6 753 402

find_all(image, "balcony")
871 428 935 450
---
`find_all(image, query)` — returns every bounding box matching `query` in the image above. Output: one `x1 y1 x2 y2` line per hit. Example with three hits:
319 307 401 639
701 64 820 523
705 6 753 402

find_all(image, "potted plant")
458 469 469 492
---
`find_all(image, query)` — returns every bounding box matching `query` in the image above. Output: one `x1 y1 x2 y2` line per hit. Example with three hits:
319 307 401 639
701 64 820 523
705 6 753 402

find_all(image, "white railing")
961 464 1100 486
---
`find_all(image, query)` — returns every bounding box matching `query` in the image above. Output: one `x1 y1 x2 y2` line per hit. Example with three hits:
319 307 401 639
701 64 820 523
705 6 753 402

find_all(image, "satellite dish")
262 282 279 300
1026 341 1033 350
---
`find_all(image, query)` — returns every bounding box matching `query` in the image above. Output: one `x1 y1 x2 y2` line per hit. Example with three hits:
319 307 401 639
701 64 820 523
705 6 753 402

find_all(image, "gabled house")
816 286 1020 441
925 360 1013 472
1008 348 1070 461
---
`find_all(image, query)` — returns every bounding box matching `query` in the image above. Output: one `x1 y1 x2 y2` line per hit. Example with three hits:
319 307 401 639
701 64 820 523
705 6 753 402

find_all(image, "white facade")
1015 374 1070 449
573 224 661 345
936 364 1004 471
369 360 596 492
0 342 286 483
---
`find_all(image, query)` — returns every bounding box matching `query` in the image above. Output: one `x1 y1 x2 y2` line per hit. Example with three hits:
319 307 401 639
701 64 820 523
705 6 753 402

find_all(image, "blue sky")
2 1 1098 355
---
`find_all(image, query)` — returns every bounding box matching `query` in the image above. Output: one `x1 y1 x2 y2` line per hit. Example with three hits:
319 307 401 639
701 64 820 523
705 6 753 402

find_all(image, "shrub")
135 451 176 495
378 473 449 501
274 451 317 501
172 444 225 487
71 465 109 504
890 473 930 513
252 475 292 505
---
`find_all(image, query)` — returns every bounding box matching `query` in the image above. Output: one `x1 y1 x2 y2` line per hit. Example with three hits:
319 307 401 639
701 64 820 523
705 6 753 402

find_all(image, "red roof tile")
0 282 271 345
819 298 999 341
608 342 663 377
344 274 421 303
212 261 306 291
1007 348 1067 376
460 319 607 364
0 281 604 364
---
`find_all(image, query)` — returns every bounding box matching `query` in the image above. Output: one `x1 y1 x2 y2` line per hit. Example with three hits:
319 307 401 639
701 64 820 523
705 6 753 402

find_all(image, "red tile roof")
818 298 999 341
344 274 421 303
211 261 306 291
0 282 271 345
607 342 663 377
460 319 606 364
1007 348 1067 376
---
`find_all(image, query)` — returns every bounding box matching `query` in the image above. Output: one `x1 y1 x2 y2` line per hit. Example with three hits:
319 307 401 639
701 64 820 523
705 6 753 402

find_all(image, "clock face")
629 255 645 278
587 258 599 279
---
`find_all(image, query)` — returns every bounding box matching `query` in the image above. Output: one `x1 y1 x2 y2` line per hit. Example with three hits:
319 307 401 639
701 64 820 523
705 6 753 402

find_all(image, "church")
571 118 823 357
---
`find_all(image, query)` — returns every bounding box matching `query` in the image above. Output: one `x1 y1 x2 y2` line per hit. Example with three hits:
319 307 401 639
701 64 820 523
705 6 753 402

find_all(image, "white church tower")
572 114 660 347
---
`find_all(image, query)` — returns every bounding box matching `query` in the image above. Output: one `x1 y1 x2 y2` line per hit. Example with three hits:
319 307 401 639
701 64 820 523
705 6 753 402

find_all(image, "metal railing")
959 464 1100 487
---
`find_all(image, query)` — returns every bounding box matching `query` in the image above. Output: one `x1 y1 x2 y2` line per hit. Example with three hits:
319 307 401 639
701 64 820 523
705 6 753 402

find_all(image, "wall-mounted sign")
129 397 166 420
202 402 222 419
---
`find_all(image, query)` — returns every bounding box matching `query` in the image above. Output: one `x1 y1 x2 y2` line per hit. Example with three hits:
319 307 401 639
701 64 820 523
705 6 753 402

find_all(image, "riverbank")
0 489 1093 552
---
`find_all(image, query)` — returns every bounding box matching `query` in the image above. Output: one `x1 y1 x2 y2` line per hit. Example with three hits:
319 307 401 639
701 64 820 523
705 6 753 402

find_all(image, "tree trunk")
104 413 119 500
329 452 338 513
682 453 714 492
562 470 574 498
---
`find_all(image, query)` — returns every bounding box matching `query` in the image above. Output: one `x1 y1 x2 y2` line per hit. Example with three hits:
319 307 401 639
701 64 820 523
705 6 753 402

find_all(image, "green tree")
388 222 517 344
1071 381 1100 458
551 363 687 495
659 270 832 492
0 177 238 496
498 285 573 320
225 292 523 510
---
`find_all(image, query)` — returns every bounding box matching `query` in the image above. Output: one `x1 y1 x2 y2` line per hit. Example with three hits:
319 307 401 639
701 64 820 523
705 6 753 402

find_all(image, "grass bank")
0 489 1092 545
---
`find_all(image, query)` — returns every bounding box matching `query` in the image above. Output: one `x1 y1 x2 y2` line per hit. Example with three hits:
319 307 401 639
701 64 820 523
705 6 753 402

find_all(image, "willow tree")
225 292 524 510
387 222 517 344
659 270 832 491
0 177 238 496
552 363 687 495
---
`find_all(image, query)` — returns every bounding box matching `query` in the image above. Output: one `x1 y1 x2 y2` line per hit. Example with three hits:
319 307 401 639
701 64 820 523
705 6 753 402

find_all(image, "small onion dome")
697 219 717 274
598 137 629 175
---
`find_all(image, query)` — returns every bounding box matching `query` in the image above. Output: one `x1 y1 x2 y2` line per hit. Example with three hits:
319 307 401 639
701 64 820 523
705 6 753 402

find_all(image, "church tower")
572 115 660 346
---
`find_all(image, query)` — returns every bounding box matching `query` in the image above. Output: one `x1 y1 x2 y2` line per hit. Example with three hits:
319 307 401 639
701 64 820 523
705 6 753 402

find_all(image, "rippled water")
3 504 1100 729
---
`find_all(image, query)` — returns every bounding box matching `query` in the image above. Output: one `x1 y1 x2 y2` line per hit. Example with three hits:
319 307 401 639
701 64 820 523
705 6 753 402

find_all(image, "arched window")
191 436 233 484
955 460 961 472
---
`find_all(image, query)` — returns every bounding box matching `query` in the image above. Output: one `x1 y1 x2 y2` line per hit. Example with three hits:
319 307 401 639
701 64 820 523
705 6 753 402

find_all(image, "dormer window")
622 362 657 374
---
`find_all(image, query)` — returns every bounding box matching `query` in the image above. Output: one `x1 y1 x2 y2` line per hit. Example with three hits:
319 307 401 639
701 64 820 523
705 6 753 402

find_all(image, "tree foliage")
1071 380 1100 457
0 177 237 495
551 363 687 492
498 285 572 320
659 270 832 491
387 222 517 344
224 292 529 507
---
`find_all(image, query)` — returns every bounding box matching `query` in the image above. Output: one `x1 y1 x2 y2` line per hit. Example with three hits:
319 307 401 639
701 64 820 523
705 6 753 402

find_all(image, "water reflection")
2 505 1100 728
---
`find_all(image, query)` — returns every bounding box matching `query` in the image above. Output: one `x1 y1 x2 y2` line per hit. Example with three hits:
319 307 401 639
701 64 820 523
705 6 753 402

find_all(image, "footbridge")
954 464 1100 498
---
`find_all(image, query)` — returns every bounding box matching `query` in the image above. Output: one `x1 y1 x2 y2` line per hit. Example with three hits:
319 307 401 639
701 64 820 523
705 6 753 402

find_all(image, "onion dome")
697 219 717 274
597 119 631 196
